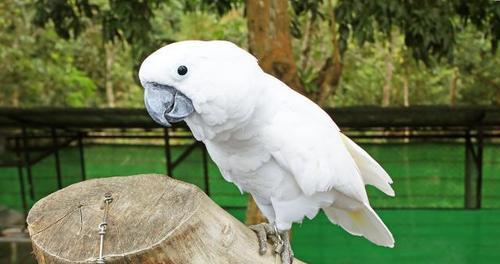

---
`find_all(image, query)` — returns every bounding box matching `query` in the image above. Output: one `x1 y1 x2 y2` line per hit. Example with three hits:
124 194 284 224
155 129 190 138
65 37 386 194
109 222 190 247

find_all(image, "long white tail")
340 133 395 196
323 133 395 247
323 192 394 247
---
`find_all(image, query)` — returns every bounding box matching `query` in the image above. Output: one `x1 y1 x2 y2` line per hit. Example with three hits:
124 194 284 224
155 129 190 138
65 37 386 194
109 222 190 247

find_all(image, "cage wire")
2 133 499 213
1 124 500 264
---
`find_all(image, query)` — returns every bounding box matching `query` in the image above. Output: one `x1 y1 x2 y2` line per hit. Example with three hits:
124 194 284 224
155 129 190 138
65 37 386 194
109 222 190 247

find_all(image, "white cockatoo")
139 40 395 263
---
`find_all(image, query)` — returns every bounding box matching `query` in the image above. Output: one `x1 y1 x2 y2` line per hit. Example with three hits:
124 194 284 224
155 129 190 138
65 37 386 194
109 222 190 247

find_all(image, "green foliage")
33 0 99 39
34 0 166 64
1 0 498 107
454 0 500 52
290 1 500 106
197 0 243 16
0 0 248 107
169 10 247 46
0 0 146 107
290 0 324 38
335 0 500 65
453 27 500 105
336 1 453 63
32 0 243 62
0 0 98 107
332 25 500 107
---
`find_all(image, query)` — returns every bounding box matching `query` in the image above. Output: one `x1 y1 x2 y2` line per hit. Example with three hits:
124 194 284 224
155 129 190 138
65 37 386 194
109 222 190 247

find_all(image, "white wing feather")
260 79 395 246
340 134 395 196
261 82 369 204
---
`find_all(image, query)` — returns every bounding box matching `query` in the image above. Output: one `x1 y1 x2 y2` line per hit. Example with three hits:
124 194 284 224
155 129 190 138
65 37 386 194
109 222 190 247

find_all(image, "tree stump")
27 174 304 263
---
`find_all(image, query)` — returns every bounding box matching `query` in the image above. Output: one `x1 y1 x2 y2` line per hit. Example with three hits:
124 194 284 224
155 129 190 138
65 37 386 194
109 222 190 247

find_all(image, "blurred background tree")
1 0 498 108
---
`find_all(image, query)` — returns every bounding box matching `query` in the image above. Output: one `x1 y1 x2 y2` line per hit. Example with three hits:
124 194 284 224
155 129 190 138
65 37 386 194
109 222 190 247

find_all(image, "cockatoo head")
139 40 262 128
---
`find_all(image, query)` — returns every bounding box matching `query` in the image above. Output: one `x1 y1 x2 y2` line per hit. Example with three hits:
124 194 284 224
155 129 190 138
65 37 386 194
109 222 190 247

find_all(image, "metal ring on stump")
26 174 304 263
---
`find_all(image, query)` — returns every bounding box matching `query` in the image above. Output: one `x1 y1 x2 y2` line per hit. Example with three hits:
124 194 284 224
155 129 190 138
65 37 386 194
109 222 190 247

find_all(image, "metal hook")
97 193 113 263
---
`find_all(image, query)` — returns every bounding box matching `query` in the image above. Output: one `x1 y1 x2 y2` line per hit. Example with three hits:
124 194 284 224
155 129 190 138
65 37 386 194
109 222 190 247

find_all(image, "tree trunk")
382 34 395 107
246 0 305 94
105 43 116 107
27 174 304 263
402 75 410 141
402 76 409 107
315 0 343 107
300 13 316 70
11 87 19 107
449 68 459 106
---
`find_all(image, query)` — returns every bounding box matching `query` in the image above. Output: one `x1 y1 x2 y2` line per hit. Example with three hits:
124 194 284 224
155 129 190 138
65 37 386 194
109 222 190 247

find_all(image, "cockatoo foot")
249 223 294 264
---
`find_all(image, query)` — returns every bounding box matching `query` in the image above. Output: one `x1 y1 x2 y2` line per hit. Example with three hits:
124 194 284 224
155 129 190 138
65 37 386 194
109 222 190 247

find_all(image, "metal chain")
96 192 113 264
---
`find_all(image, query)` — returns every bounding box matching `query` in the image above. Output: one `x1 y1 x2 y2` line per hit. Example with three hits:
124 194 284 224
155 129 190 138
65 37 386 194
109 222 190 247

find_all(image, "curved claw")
279 231 294 264
248 223 294 264
249 224 269 255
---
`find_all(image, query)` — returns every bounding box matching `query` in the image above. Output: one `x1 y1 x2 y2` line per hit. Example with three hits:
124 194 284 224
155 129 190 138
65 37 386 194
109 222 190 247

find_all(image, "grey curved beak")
143 82 194 127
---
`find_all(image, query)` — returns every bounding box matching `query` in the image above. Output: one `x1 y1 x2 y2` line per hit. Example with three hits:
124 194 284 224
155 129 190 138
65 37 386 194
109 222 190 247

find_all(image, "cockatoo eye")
177 65 188 76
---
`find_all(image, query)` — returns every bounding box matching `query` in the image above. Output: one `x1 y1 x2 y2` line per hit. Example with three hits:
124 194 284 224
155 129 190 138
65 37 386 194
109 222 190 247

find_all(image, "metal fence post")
15 138 28 216
78 132 86 181
21 127 35 201
51 128 63 189
164 128 173 177
202 145 210 196
464 130 474 208
464 129 483 209
476 127 484 209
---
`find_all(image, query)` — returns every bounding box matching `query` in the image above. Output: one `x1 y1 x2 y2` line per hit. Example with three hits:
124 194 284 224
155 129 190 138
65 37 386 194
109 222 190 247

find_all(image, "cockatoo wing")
262 90 369 204
262 79 394 201
261 86 395 246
